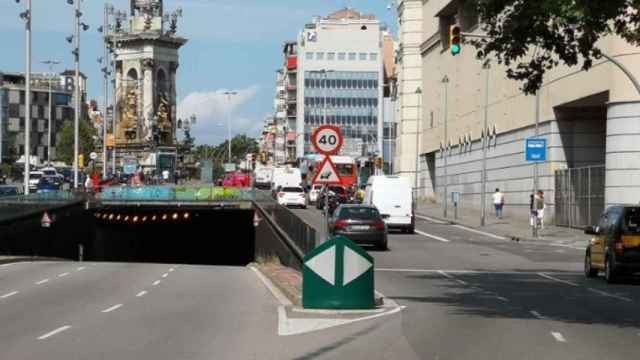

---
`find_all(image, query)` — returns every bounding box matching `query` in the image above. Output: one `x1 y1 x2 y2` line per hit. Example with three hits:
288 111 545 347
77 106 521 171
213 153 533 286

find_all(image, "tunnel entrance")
90 207 255 266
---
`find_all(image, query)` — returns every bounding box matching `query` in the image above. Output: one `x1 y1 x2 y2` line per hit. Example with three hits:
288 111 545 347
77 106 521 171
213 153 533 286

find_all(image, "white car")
277 186 307 208
308 184 323 204
28 171 44 192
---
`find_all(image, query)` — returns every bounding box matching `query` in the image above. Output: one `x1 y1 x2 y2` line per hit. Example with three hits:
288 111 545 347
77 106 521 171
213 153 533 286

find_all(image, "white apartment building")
411 0 640 226
296 8 384 159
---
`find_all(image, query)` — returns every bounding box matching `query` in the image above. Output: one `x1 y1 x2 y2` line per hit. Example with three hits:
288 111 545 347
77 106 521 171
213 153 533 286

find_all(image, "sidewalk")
416 202 590 250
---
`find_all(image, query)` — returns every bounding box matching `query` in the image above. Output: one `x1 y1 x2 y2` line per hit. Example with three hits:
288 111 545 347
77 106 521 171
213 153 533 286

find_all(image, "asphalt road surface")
292 207 640 360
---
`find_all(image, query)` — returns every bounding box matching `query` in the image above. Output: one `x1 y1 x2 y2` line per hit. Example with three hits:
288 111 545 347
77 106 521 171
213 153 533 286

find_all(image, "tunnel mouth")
89 206 256 266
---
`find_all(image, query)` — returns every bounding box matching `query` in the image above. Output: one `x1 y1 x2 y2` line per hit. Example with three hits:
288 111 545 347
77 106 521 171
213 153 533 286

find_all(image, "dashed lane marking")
551 332 567 343
38 325 71 340
538 273 579 287
76 267 85 271
495 296 509 302
136 291 148 297
588 288 632 302
1 291 19 299
437 270 454 279
58 272 69 278
530 310 548 320
101 304 123 313
35 279 49 285
152 280 161 286
162 273 168 278
415 230 451 243
169 268 174 272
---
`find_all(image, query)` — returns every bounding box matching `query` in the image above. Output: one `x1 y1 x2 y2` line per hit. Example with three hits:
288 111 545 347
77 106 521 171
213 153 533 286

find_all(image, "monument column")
142 58 155 141
170 61 179 142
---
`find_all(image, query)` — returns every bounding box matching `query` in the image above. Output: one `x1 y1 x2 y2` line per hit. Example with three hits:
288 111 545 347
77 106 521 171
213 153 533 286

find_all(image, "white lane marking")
35 279 49 285
376 268 583 276
136 291 148 297
415 214 447 224
76 266 85 271
38 325 71 340
152 280 161 286
415 230 451 243
101 304 123 313
551 332 567 343
249 265 292 306
437 270 454 279
538 272 579 287
455 279 468 286
495 296 509 302
169 268 174 272
452 224 508 240
530 310 547 320
588 288 632 302
1 291 19 299
0 263 15 267
162 273 168 278
58 272 69 278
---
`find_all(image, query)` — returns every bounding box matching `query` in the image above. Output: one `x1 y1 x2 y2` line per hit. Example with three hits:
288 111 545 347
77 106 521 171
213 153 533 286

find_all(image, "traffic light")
78 154 85 169
449 24 462 56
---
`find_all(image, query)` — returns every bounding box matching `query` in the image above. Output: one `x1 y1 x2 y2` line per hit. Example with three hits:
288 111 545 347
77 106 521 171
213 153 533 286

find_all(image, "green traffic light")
451 43 461 55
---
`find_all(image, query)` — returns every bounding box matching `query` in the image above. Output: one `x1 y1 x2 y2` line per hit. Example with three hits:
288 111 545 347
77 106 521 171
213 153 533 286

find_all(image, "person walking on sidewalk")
534 190 546 229
493 188 505 219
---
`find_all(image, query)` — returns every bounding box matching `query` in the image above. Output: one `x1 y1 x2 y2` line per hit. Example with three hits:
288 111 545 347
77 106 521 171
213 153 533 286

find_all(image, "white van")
364 175 414 233
271 167 303 191
254 167 274 190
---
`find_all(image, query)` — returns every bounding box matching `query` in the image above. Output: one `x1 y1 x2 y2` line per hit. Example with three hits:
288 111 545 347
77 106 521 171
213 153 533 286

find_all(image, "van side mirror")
584 226 597 235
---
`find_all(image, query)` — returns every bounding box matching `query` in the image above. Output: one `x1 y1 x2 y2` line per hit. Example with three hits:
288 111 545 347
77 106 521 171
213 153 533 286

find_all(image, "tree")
56 120 97 166
473 0 640 94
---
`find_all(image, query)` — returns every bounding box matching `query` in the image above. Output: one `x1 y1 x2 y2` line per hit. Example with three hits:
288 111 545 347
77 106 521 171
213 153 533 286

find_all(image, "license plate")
350 225 370 231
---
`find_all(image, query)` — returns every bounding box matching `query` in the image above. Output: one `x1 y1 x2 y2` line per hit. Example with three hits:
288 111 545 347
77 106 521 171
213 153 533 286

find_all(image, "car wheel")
605 255 618 283
584 252 598 278
406 226 415 235
378 238 389 251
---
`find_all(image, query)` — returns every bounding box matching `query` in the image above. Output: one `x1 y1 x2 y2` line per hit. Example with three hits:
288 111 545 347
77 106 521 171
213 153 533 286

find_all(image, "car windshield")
338 207 379 220
30 173 42 179
42 170 56 176
282 187 303 193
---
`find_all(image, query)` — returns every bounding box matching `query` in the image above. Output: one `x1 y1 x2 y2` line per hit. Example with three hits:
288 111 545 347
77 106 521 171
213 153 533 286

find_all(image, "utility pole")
101 4 114 179
22 0 32 194
442 76 450 218
223 91 238 163
481 64 490 226
72 0 81 189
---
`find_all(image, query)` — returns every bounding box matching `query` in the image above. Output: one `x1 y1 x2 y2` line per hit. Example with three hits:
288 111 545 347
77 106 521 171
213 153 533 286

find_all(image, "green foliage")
193 135 258 163
473 0 640 94
56 119 97 165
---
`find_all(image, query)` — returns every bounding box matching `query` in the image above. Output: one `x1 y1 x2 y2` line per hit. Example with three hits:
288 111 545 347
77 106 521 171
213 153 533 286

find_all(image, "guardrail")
0 191 84 224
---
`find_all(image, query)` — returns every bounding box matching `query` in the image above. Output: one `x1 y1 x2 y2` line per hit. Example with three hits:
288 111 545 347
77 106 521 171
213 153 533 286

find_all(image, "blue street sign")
525 138 547 162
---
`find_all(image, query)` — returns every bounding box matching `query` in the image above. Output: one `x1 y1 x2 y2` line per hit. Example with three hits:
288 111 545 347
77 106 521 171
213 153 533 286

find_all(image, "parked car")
329 204 388 250
308 184 323 204
364 176 415 234
0 185 20 197
277 186 307 208
223 171 252 188
584 206 640 283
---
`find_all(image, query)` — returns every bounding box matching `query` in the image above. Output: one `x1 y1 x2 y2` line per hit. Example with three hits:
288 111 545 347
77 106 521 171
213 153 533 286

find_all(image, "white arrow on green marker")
305 245 372 286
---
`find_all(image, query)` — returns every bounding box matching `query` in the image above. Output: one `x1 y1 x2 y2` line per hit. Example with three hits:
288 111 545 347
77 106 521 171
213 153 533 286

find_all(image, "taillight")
335 219 348 229
374 219 386 230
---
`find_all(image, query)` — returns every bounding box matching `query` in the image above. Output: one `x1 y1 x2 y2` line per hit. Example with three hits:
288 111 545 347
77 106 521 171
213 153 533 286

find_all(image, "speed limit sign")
311 125 344 155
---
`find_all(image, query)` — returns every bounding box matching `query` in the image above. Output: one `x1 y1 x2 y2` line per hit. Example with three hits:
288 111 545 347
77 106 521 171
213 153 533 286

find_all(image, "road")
291 206 640 360
0 260 416 359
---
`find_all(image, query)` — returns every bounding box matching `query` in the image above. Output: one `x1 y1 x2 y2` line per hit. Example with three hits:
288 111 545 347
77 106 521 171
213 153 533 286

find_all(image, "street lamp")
16 0 32 194
99 3 114 180
223 91 238 163
67 0 90 188
41 60 61 166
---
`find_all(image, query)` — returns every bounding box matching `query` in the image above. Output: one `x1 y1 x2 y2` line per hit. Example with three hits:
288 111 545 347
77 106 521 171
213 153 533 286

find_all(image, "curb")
0 257 69 266
250 263 302 307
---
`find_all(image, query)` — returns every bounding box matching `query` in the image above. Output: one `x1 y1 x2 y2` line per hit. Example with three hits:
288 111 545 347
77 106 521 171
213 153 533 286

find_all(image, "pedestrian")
162 169 170 183
492 188 504 219
534 190 546 229
529 193 537 227
84 173 93 193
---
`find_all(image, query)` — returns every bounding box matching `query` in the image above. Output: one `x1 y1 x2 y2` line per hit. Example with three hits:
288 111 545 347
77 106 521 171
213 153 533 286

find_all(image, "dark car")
37 176 61 193
329 204 388 250
316 185 348 210
584 206 640 283
0 185 20 197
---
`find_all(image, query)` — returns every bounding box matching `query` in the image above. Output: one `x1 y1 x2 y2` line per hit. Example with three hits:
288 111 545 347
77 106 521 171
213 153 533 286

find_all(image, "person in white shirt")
162 169 170 182
492 188 504 219
534 190 546 229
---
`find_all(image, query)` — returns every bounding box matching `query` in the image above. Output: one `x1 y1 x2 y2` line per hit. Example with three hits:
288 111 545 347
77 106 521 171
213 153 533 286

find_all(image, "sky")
0 0 396 146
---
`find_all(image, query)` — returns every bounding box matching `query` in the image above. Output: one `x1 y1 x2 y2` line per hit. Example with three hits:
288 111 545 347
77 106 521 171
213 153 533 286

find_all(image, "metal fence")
554 165 605 228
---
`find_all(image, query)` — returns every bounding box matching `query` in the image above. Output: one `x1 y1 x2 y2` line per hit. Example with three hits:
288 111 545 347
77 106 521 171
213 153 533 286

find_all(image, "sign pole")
533 91 540 238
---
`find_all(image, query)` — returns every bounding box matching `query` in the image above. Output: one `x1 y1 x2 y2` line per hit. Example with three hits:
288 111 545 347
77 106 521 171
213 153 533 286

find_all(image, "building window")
359 53 367 61
8 104 19 118
316 52 324 60
338 52 346 61
370 53 378 61
327 52 335 60
348 52 356 61
306 52 313 60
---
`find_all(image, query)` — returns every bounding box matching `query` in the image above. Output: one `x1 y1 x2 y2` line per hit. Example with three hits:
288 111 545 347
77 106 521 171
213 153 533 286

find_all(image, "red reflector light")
375 219 386 230
335 219 348 229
